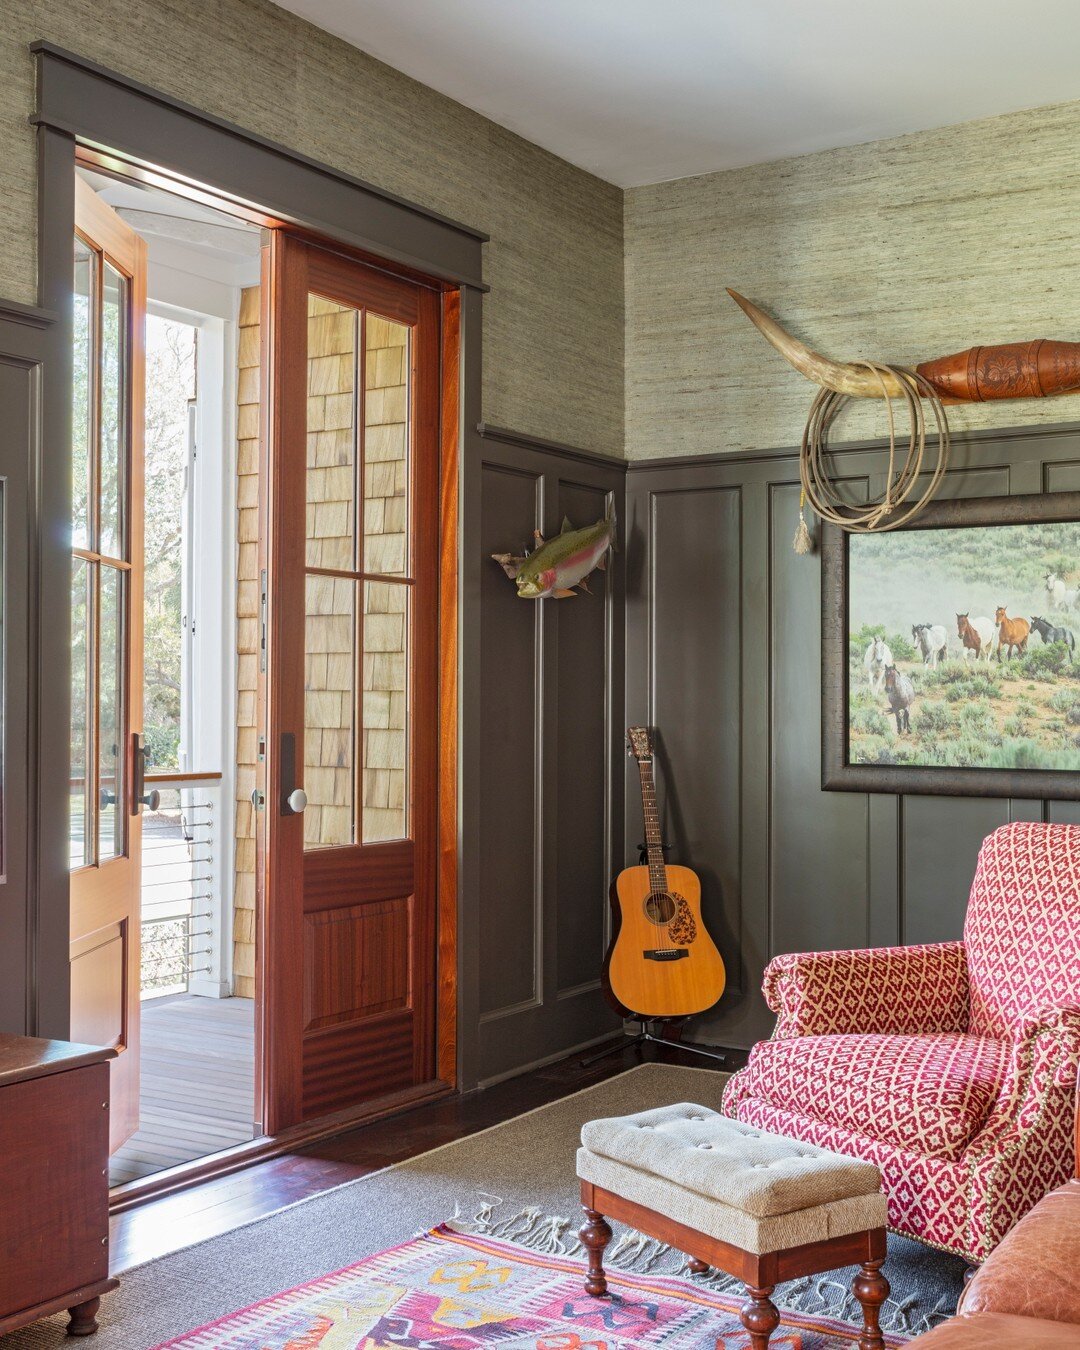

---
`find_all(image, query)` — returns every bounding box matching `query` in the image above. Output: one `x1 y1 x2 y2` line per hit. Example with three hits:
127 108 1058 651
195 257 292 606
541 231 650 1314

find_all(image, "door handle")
286 788 307 814
131 734 161 814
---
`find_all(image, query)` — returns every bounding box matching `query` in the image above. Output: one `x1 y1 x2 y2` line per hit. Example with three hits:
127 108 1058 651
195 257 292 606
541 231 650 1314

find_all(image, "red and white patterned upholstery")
723 822 1080 1261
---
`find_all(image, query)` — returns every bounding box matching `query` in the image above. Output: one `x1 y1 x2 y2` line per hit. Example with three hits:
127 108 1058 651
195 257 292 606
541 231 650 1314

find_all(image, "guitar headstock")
627 726 654 762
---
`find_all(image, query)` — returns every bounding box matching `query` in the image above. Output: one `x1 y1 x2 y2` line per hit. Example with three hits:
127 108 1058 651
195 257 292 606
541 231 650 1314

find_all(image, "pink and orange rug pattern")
153 1224 908 1349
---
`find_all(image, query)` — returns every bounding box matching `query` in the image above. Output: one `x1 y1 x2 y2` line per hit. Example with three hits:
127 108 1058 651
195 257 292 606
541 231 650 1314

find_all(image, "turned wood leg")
740 1285 780 1350
687 1256 709 1274
67 1297 101 1338
852 1260 890 1350
579 1206 612 1297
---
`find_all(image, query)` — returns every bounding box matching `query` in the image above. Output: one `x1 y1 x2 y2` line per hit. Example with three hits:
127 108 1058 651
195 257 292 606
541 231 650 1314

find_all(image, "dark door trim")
31 43 487 292
30 45 482 1122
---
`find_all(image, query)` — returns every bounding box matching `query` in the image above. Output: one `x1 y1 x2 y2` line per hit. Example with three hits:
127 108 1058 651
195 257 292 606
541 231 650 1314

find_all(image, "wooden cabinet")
0 1035 119 1337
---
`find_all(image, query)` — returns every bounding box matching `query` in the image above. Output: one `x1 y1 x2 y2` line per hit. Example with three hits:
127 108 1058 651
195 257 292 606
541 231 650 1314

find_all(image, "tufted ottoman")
576 1102 890 1350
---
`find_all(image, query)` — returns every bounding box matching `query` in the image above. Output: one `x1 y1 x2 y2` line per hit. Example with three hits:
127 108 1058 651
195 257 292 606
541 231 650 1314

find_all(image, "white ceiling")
274 0 1080 187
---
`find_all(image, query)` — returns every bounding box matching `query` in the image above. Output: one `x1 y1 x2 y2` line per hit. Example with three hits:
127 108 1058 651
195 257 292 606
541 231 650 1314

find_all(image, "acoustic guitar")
603 727 726 1018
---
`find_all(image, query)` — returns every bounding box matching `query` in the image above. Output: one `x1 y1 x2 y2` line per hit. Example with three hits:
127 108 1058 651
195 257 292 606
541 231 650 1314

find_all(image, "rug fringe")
453 1197 949 1338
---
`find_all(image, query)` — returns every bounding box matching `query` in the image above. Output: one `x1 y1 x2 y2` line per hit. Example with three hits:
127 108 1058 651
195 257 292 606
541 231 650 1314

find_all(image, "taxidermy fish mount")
727 289 1080 403
492 502 616 599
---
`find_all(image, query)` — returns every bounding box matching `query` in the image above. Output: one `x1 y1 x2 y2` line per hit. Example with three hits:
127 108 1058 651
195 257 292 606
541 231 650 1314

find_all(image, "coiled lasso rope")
793 361 950 553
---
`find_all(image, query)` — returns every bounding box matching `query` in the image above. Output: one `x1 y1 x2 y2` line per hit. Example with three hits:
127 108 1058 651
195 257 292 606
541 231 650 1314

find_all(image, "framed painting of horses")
822 489 1080 798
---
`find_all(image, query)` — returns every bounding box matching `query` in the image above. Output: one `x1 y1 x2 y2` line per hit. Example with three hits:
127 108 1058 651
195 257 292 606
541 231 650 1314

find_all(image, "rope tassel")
792 489 813 555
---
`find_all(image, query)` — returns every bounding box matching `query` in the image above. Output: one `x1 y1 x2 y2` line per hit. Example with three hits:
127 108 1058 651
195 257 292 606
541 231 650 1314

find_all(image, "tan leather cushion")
961 1180 1080 1326
909 1312 1080 1347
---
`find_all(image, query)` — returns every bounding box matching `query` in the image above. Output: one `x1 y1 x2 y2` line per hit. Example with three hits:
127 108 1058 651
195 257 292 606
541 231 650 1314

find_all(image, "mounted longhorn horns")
727 289 1080 404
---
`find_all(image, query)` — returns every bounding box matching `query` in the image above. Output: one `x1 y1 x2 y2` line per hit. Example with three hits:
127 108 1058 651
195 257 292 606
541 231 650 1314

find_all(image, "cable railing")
140 772 222 996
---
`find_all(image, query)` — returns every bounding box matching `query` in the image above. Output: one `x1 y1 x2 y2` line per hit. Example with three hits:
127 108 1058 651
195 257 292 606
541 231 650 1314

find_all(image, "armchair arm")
764 940 969 1039
966 1006 1080 1157
1008 1006 1080 1091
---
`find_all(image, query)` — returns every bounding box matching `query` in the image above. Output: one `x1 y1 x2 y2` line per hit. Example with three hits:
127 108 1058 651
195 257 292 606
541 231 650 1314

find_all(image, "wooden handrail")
144 771 224 785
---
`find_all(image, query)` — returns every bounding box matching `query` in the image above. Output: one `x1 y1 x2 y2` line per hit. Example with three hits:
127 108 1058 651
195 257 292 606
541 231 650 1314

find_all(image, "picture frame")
822 489 1080 799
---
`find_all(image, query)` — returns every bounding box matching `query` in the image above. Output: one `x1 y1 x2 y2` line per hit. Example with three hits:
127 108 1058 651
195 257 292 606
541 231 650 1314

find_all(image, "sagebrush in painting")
848 520 1080 771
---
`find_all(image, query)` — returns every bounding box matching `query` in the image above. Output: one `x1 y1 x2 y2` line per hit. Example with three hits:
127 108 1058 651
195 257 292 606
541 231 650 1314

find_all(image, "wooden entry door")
261 236 441 1131
69 178 146 1151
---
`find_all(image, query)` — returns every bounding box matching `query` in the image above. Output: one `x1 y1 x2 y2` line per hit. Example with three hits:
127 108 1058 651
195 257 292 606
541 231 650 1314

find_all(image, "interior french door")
260 235 441 1131
70 177 146 1151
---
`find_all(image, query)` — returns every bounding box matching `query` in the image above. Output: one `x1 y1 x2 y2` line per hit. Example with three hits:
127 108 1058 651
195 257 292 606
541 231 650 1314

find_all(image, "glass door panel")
70 555 91 867
304 572 356 850
362 314 409 577
302 297 413 852
98 563 125 862
99 263 128 560
306 295 357 573
362 580 407 843
72 239 94 552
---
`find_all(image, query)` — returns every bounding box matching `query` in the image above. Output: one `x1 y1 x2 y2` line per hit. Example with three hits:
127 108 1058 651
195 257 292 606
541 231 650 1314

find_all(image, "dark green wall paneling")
0 307 52 1036
477 465 543 1017
555 481 615 996
626 423 1080 1050
644 485 744 997
770 481 872 956
467 429 625 1085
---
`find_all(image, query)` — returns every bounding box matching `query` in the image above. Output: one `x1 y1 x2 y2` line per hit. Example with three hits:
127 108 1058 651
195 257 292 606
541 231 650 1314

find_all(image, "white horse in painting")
1044 573 1077 613
912 623 948 668
864 635 893 694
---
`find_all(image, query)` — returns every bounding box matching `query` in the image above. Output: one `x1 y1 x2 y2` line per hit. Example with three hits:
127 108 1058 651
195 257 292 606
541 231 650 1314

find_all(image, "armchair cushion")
732 1031 1009 1161
764 941 969 1039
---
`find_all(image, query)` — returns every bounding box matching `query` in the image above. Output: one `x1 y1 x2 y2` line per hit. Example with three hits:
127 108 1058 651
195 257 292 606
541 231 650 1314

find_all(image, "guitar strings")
639 756 673 952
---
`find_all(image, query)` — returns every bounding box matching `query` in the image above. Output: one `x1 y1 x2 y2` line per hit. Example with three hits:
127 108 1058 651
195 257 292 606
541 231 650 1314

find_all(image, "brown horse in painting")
994 606 1030 661
956 613 982 659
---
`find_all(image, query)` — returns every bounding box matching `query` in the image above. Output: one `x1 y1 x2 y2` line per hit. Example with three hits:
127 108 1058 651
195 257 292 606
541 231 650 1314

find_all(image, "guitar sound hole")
643 893 677 925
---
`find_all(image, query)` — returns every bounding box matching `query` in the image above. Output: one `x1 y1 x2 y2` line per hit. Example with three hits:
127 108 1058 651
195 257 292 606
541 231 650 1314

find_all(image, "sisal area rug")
1 1063 964 1347
152 1224 909 1349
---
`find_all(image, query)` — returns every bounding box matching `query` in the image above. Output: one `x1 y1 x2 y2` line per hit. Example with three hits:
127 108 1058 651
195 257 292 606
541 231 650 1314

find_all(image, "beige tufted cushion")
577 1102 886 1255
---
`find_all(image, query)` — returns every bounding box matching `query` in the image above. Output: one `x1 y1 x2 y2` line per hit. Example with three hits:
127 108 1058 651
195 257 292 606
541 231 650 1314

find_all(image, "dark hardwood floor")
109 1035 746 1273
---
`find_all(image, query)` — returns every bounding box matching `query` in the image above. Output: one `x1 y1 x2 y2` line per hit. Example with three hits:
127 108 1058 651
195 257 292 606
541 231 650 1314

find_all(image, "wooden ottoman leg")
740 1285 780 1349
852 1260 890 1350
67 1297 102 1337
687 1256 709 1274
579 1207 612 1297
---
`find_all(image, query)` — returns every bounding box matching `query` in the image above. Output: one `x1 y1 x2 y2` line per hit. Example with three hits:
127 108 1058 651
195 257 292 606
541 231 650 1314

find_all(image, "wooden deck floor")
109 994 256 1187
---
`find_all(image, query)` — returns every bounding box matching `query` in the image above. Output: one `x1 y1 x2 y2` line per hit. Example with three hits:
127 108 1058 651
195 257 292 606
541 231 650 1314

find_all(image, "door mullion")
89 561 101 868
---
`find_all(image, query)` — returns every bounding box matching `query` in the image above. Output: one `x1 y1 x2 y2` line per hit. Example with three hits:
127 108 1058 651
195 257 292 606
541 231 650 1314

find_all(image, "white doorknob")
287 788 308 814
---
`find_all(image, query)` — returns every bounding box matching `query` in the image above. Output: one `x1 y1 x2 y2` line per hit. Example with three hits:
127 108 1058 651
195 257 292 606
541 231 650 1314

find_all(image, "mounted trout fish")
492 502 616 599
727 288 1080 403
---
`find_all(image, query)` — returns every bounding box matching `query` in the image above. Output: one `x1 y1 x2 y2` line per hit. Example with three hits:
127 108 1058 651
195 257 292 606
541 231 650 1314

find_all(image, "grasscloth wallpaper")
626 99 1080 458
5 0 624 455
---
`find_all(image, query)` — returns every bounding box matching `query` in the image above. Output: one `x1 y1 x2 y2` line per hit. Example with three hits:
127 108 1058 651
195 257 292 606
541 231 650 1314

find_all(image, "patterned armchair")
723 822 1080 1262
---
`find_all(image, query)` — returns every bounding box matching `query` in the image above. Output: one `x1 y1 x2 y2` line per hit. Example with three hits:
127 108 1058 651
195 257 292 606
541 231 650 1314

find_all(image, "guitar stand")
581 1019 728 1068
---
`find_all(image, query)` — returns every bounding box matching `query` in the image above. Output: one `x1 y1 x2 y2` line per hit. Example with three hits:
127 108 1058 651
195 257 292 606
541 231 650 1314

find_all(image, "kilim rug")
152 1224 909 1349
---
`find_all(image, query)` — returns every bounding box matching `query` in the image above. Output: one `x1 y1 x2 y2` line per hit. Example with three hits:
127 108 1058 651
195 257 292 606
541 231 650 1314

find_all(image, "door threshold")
109 1078 454 1213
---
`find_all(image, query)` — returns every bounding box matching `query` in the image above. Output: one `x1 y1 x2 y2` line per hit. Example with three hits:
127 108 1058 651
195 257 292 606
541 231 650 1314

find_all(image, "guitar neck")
637 759 667 894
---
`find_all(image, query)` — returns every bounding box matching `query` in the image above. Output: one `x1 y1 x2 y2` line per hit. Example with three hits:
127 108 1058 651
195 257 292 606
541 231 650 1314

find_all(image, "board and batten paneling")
0 307 59 1038
462 427 625 1087
626 423 1080 1051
